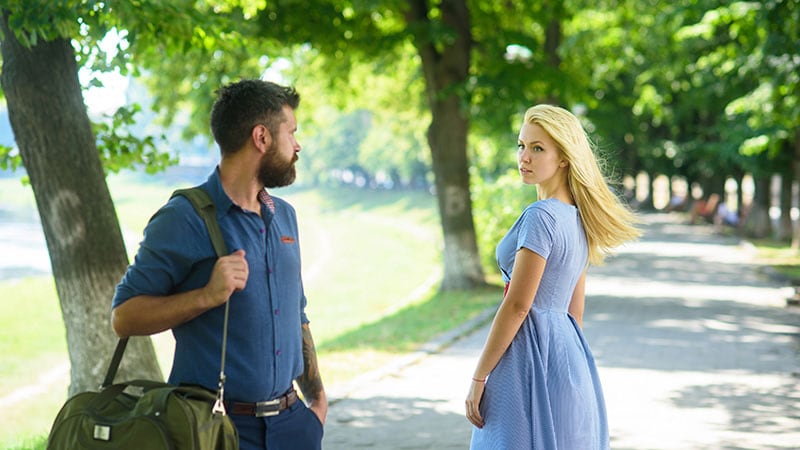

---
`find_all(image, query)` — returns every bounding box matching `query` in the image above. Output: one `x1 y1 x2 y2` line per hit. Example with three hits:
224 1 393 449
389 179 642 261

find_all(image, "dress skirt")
469 306 610 449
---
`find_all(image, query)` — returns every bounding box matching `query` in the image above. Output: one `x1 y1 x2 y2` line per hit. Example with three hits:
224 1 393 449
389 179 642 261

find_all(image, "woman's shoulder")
520 200 558 227
524 198 567 216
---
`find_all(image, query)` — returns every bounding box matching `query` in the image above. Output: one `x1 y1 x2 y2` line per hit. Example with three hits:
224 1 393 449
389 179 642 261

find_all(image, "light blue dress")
470 199 610 450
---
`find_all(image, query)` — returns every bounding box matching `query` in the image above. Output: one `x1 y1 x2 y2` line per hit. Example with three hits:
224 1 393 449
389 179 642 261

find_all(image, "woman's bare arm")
568 270 587 328
466 248 545 428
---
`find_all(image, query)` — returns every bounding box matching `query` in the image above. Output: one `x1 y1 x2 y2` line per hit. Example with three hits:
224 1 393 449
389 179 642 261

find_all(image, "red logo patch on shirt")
280 235 296 244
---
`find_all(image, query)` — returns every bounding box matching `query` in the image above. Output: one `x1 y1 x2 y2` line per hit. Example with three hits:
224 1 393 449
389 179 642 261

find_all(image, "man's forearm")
111 289 212 338
297 323 325 402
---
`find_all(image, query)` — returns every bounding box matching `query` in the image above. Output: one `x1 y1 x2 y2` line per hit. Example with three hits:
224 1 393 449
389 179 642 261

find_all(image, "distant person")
111 80 326 450
714 201 740 230
465 105 640 449
665 192 688 212
688 193 720 224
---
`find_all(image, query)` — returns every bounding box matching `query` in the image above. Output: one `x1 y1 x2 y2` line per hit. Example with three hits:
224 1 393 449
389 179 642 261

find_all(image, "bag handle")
101 338 129 388
102 187 232 416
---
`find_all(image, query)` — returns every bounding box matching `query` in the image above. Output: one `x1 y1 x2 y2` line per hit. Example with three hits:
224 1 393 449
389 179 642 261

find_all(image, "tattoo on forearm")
298 324 324 402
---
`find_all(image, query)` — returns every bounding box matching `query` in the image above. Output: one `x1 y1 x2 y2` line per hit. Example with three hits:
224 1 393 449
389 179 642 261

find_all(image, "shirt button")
268 268 273 274
274 308 280 315
259 228 265 233
276 349 282 356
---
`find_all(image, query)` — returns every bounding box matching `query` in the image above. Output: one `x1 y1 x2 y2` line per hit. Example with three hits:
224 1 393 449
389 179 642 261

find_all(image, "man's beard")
258 145 297 188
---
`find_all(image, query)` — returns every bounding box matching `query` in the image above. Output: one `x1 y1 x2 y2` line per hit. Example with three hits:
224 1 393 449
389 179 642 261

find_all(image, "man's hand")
297 324 327 425
203 249 248 307
309 391 328 425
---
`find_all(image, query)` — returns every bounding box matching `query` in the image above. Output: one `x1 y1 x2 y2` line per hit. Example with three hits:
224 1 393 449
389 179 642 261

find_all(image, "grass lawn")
0 173 499 449
751 239 800 283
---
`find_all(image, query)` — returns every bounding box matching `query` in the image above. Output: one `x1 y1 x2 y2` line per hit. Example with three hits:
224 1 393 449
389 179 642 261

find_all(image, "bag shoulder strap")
103 187 232 416
171 187 228 257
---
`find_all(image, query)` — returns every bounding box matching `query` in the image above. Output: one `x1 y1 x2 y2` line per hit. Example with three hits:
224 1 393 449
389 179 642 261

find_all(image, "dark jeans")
231 400 324 450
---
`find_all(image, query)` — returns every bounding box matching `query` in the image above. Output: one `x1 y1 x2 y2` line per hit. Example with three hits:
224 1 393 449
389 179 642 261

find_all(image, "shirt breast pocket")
275 234 301 280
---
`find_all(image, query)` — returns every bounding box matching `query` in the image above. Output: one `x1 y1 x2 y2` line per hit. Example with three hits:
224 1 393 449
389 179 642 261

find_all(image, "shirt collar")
258 189 276 214
205 167 275 215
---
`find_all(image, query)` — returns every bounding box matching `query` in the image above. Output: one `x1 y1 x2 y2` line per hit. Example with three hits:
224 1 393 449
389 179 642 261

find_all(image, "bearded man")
112 80 327 450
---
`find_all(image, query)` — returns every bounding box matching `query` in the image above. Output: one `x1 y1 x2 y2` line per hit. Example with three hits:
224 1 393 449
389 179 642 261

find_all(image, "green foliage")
1 102 176 178
285 42 431 187
472 169 537 270
0 144 22 171
3 0 797 195
0 0 90 46
581 0 799 187
0 0 193 176
723 0 799 155
92 104 176 174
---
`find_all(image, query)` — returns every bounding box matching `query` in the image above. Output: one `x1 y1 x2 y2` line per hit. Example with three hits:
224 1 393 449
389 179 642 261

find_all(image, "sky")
78 29 129 116
80 71 129 116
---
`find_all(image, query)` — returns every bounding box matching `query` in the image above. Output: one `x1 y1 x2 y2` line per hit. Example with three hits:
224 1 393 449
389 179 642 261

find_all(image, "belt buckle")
254 398 281 417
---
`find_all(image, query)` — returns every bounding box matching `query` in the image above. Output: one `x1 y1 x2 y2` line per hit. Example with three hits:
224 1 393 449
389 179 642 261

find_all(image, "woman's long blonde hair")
524 104 641 265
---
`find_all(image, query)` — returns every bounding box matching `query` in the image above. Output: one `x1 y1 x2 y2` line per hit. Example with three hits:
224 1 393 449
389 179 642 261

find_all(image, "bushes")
472 169 537 271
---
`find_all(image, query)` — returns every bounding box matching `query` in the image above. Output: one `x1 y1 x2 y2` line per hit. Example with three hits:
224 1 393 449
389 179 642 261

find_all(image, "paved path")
322 213 800 449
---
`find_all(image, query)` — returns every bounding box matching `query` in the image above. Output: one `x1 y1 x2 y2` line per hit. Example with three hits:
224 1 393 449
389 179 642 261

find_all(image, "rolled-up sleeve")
113 199 205 308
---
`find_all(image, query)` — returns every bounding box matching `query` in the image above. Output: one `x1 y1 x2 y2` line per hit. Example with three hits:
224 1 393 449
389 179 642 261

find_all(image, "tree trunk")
639 171 655 210
0 12 161 394
742 174 772 239
778 171 793 241
542 15 561 105
792 129 800 250
406 0 485 290
733 172 744 214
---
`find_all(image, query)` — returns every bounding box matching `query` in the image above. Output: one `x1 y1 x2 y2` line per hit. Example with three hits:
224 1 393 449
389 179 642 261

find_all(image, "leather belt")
228 388 298 417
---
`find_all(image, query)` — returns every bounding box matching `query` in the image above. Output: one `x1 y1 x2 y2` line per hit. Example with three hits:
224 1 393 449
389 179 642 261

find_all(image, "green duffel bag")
46 379 238 449
47 188 239 450
48 187 239 449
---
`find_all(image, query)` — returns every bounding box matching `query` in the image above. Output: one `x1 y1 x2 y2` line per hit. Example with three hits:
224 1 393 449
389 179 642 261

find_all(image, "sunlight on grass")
318 285 501 389
0 276 68 448
752 239 800 282
3 435 47 450
0 277 65 394
292 187 441 344
320 285 500 353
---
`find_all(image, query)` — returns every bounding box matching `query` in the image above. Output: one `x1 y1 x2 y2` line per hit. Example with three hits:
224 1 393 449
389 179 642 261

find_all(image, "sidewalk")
322 213 800 449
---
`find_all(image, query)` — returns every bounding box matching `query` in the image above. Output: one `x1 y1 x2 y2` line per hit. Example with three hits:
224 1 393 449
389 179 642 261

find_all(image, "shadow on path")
324 396 469 449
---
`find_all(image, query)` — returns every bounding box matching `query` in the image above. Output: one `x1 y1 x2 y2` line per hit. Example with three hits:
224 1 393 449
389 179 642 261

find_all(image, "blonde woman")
465 105 640 449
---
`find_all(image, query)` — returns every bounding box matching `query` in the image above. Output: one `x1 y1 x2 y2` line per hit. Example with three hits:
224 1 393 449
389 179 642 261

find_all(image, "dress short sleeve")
517 205 556 260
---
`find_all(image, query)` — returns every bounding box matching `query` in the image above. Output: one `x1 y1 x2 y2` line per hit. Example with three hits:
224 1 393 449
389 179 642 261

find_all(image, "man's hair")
210 79 300 155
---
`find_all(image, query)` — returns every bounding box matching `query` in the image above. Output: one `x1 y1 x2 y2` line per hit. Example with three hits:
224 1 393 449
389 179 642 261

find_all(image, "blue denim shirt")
113 168 308 402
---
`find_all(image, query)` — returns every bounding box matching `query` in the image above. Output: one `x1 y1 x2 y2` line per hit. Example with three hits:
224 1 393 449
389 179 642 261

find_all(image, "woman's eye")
517 144 525 151
532 145 543 152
